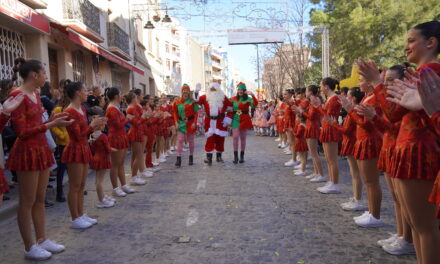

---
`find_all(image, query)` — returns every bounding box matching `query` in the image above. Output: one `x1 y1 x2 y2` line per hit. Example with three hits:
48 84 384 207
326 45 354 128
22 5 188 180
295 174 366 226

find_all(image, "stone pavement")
0 133 416 264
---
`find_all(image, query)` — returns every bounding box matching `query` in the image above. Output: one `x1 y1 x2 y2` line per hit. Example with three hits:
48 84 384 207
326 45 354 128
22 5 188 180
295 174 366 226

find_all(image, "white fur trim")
226 106 233 112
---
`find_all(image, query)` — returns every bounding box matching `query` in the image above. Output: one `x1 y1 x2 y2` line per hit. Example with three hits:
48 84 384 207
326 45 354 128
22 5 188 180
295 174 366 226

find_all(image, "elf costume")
227 82 258 163
173 84 200 166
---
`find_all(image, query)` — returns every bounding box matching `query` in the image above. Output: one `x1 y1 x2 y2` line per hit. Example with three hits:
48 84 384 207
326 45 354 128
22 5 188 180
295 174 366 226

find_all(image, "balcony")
212 72 223 81
211 50 222 60
107 23 130 60
212 61 222 70
62 0 103 43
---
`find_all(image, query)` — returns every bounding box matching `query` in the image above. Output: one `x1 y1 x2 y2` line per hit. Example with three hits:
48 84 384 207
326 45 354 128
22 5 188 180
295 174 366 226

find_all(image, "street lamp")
144 20 155 29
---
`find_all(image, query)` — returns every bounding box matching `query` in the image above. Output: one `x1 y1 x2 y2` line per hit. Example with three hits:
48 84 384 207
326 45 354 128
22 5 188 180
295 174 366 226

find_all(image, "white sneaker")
275 138 280 142
295 164 310 170
355 214 384 228
25 245 52 260
284 160 296 167
317 183 341 194
122 184 135 194
152 161 160 166
277 143 282 148
71 217 92 229
183 147 188 152
341 198 366 211
81 214 97 225
104 195 116 203
377 234 399 247
96 199 115 208
131 176 147 185
285 150 293 155
295 171 308 177
353 211 370 221
158 156 167 163
38 239 65 254
147 167 161 172
310 175 326 182
382 237 416 255
142 169 154 178
306 173 317 179
112 187 127 197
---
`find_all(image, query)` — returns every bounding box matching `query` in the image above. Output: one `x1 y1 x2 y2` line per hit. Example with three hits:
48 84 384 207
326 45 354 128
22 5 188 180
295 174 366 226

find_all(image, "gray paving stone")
0 134 416 264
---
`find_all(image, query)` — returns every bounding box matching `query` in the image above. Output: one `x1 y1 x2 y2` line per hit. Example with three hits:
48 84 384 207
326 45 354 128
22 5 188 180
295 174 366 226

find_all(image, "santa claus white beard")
206 89 225 110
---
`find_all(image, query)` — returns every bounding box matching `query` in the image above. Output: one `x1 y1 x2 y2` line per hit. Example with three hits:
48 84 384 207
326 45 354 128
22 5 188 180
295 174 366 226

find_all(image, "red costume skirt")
320 125 342 143
108 135 130 150
294 138 308 152
340 137 356 157
377 146 394 173
62 143 92 163
353 137 382 160
276 118 285 133
391 141 440 180
6 142 54 171
90 155 111 170
304 125 320 139
128 128 145 143
0 170 9 194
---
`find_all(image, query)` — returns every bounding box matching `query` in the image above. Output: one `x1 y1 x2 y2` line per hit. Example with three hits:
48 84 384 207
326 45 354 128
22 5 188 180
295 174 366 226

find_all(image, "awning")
67 29 144 75
0 0 50 34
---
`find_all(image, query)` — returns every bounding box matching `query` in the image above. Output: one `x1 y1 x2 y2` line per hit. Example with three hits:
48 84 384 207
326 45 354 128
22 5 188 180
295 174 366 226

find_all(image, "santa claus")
195 82 232 165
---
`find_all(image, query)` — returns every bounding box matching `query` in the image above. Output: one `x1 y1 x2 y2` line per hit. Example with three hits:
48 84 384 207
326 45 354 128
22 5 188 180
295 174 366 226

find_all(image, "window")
166 59 170 70
165 42 169 53
111 70 122 89
0 26 25 81
140 83 146 95
72 50 86 83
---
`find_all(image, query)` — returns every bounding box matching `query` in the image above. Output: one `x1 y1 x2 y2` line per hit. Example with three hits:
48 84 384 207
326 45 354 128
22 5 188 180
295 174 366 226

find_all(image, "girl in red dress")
125 92 147 185
315 78 342 194
0 93 25 206
357 65 414 254
142 96 160 171
7 58 72 260
62 81 104 229
358 21 440 264
296 85 325 182
327 88 365 211
131 89 154 178
275 97 288 148
90 121 116 209
292 114 308 176
105 88 134 197
340 77 383 227
284 88 310 169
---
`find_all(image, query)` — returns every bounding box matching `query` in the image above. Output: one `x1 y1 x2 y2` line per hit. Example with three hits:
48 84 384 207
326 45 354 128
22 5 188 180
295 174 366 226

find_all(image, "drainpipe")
128 0 135 89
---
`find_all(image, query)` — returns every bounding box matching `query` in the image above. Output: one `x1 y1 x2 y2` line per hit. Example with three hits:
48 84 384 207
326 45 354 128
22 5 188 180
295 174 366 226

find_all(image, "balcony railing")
107 23 130 59
212 61 222 70
63 0 102 42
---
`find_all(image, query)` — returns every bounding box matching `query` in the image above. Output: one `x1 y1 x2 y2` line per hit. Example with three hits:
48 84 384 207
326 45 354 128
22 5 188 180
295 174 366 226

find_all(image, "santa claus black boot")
239 151 245 163
204 153 213 165
189 155 194 166
216 152 224 163
233 151 239 164
175 156 181 167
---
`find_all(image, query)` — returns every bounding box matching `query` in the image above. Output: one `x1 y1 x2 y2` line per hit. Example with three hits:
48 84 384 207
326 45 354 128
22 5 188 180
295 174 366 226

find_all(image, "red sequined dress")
62 107 93 163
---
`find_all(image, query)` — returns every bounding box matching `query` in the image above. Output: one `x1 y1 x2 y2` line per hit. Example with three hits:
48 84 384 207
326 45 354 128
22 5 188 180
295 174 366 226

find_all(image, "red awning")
67 29 144 75
0 0 50 34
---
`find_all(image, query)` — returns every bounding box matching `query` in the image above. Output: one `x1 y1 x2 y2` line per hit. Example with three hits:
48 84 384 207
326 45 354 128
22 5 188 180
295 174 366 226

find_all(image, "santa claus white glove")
195 83 202 93
222 117 232 127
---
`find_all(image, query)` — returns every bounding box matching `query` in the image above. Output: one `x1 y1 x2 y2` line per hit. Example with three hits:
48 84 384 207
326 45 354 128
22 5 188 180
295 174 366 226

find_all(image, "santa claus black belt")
179 115 194 122
233 110 248 116
209 113 225 120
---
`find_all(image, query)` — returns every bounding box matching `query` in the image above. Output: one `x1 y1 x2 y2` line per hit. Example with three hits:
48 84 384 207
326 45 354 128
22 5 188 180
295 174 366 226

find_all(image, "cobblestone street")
0 134 416 264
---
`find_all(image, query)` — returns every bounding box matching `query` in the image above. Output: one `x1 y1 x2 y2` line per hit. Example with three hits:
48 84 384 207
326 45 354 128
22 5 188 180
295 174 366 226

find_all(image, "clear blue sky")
166 0 313 85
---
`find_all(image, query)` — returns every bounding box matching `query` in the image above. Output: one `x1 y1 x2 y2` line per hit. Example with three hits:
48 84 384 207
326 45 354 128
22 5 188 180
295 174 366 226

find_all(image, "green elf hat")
182 83 190 93
237 82 247 91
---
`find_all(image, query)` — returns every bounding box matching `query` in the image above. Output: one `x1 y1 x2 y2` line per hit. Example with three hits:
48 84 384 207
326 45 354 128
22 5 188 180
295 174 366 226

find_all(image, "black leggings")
55 145 67 196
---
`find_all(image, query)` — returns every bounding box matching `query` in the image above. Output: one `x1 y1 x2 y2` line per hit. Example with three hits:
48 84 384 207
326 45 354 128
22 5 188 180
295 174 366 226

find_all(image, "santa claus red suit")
195 83 232 165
